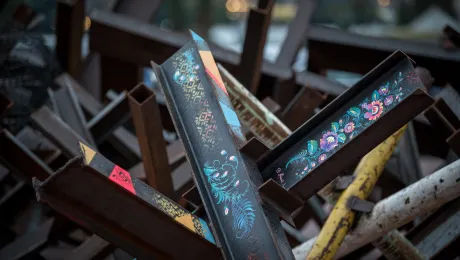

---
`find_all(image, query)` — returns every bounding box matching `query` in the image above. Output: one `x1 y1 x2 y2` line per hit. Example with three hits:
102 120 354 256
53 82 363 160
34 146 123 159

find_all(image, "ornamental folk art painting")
261 55 433 194
153 31 294 260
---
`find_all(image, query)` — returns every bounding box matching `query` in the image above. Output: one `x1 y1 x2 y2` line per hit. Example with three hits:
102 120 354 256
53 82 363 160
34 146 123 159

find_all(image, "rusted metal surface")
89 10 348 96
87 90 130 145
70 81 140 162
128 84 174 198
296 71 348 97
275 0 317 67
238 0 273 94
52 74 96 146
34 146 220 260
153 33 294 259
100 56 142 100
307 25 460 88
436 84 460 119
0 218 54 260
293 159 460 259
114 0 162 22
66 235 113 260
424 97 460 156
220 64 291 148
373 230 425 260
273 0 317 105
280 86 326 131
55 0 84 78
0 130 52 183
30 106 86 158
259 51 434 202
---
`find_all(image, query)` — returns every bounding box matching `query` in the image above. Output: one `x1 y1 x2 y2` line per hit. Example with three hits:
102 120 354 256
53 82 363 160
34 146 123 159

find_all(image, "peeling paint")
293 159 460 259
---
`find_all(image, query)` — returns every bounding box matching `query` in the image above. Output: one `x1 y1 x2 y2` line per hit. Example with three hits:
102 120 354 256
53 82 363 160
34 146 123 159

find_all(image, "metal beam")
34 146 219 259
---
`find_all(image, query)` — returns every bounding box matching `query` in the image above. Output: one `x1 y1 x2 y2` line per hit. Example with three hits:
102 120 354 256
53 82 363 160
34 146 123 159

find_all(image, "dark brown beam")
100 55 142 101
70 80 140 162
86 90 130 145
51 74 96 146
0 219 54 260
281 86 326 131
114 0 162 22
259 51 434 205
66 235 114 260
30 106 85 158
276 0 317 67
0 130 53 183
55 0 85 78
128 84 174 197
89 10 347 96
34 152 220 259
307 25 460 88
238 0 273 94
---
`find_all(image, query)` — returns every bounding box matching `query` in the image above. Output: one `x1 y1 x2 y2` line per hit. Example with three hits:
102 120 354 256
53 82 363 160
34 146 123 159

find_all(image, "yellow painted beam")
306 125 407 260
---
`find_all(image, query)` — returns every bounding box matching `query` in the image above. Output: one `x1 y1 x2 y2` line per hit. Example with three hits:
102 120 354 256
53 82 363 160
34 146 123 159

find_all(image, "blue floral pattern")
273 70 421 188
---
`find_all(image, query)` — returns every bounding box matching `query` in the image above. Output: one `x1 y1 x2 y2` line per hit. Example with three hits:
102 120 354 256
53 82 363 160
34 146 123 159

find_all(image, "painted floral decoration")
344 122 355 133
318 154 327 162
320 131 339 152
280 70 420 185
364 100 384 121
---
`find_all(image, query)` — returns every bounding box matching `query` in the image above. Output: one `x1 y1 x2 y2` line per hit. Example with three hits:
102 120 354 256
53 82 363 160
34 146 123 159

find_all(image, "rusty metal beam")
219 64 291 148
100 55 142 101
281 86 326 131
238 0 273 94
87 90 130 145
55 0 84 78
66 235 114 260
307 25 460 88
88 10 347 96
0 130 53 183
153 33 294 259
276 0 317 67
114 0 162 23
34 146 219 259
30 106 85 158
259 51 433 204
0 219 54 260
128 84 174 197
51 74 96 146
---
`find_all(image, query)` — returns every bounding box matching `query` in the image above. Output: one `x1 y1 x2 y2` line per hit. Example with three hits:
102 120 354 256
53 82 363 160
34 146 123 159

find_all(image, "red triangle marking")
205 67 228 95
109 165 136 195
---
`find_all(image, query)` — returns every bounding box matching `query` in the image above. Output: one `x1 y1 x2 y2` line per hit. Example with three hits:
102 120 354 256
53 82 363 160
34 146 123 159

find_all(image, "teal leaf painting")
307 140 318 155
232 198 255 239
372 90 380 101
338 133 346 143
347 107 361 117
331 122 339 132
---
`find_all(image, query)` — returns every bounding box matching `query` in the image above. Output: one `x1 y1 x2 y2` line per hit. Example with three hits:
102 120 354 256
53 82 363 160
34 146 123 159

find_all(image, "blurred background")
2 0 459 82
